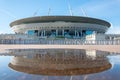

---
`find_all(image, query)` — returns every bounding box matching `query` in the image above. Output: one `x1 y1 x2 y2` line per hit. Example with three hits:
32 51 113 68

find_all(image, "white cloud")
107 25 120 34
0 31 5 34
0 9 17 19
73 0 120 17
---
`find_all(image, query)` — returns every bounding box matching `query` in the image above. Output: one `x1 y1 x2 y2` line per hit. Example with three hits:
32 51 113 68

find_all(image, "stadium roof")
10 16 111 27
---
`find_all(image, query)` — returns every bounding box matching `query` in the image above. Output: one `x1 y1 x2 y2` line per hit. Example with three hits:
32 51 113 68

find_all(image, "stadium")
10 16 111 39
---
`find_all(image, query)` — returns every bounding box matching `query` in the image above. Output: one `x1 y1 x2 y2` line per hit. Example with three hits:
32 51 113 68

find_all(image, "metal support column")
62 29 64 36
56 29 58 36
44 30 45 36
81 30 82 37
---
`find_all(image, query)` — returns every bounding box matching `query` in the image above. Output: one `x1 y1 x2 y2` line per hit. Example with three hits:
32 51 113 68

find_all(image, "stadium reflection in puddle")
8 49 111 76
0 49 120 80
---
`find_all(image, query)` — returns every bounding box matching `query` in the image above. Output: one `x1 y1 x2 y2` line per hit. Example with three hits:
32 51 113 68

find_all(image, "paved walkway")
0 45 120 53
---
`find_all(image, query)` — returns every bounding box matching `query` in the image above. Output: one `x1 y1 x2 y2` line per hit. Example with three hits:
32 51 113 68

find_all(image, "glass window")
28 30 34 35
86 30 93 35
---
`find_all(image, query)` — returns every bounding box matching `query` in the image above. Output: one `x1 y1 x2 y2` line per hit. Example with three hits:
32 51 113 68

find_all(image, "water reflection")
6 49 111 76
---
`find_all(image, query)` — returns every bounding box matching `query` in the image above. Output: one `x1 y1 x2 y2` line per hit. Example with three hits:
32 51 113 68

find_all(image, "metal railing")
0 39 120 45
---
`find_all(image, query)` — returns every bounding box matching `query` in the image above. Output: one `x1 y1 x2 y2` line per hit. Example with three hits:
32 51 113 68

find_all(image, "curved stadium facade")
10 16 111 39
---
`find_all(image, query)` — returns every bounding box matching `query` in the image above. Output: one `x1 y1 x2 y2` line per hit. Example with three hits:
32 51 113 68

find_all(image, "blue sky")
0 0 120 34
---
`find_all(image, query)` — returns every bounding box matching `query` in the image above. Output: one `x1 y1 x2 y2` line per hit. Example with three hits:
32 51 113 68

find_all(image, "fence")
0 39 120 45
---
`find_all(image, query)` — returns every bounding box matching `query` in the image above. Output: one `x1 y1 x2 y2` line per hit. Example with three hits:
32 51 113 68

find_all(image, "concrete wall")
0 45 120 53
0 34 38 40
86 34 105 40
